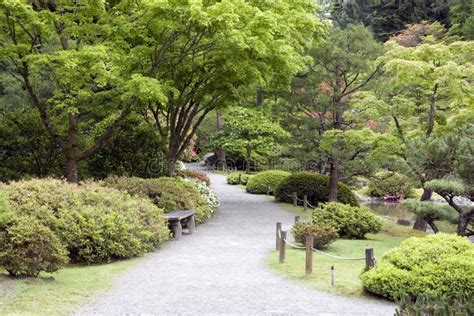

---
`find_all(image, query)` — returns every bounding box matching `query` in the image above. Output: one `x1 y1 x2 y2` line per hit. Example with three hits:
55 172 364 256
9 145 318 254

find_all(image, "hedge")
0 179 169 272
226 172 252 185
246 170 290 195
360 234 474 301
275 172 359 206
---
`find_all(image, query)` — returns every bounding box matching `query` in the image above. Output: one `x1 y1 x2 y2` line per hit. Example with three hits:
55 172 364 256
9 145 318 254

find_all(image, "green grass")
267 203 426 299
0 258 140 315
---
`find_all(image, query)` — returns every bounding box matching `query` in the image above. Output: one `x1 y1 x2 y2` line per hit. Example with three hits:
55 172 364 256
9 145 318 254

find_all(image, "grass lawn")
267 202 426 299
0 258 140 315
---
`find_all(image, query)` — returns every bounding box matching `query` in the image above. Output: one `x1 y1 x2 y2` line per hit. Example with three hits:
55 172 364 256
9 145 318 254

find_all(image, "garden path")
76 166 395 315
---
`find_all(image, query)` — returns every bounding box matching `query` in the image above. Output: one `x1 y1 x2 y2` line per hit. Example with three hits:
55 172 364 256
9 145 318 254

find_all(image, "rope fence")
276 220 376 278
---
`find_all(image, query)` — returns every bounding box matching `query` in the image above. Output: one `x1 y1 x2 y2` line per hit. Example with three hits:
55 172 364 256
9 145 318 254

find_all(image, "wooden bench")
164 210 196 240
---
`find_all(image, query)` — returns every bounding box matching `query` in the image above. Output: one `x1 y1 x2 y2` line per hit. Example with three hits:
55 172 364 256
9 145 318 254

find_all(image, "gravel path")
76 170 396 315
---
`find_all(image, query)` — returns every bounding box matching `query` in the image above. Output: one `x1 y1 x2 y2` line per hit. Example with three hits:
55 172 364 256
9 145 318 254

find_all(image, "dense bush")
226 172 252 185
275 172 359 207
178 169 211 186
183 178 220 210
396 293 474 316
291 222 338 249
0 215 69 277
246 170 290 195
361 234 474 302
367 172 415 198
103 176 214 223
312 202 382 239
2 179 169 265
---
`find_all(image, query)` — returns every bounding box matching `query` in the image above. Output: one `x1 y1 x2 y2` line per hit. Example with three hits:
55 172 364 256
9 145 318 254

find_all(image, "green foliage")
2 179 169 265
361 234 474 301
246 170 290 195
401 199 456 223
275 172 359 207
226 172 252 185
449 0 474 40
395 292 474 316
291 222 338 250
368 173 415 198
103 176 213 224
312 202 382 239
0 215 69 277
183 178 220 211
177 169 211 186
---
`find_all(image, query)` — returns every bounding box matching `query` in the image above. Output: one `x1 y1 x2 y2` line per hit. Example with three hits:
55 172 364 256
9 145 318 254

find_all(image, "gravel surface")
76 169 396 315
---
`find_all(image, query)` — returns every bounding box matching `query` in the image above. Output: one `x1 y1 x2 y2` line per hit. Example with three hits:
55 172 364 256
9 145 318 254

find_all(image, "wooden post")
365 248 375 271
303 195 308 211
267 185 271 196
238 173 242 184
292 192 297 207
305 235 313 274
331 266 334 286
276 222 282 251
295 216 301 223
279 231 287 264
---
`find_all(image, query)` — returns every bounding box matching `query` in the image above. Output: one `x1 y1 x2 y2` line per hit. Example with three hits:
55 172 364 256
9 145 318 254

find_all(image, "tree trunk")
216 110 226 170
457 210 473 236
413 188 432 231
256 88 264 107
65 113 79 183
66 158 78 183
426 219 439 234
246 144 251 174
328 157 339 202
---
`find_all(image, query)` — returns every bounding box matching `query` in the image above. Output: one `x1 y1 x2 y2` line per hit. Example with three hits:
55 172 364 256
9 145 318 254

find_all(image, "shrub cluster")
246 170 290 195
367 172 414 198
183 178 220 210
312 202 382 239
360 234 474 302
103 176 214 223
0 179 169 276
178 169 211 186
275 172 359 207
291 222 338 249
226 172 252 185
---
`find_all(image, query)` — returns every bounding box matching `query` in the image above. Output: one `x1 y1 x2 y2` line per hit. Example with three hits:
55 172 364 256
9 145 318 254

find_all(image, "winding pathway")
76 170 395 315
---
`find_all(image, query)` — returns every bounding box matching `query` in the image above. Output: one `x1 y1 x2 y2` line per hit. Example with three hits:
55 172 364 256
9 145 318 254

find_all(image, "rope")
311 247 366 261
282 239 306 250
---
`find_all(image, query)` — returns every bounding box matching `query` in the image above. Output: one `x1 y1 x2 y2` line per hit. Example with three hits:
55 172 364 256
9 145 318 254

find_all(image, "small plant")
177 169 211 186
291 222 338 249
275 172 359 207
360 234 474 302
312 202 382 239
226 172 252 185
246 170 290 195
0 215 69 277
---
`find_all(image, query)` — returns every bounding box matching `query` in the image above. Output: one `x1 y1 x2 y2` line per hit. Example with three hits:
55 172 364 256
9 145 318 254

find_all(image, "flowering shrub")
178 169 211 186
184 178 220 210
175 160 186 172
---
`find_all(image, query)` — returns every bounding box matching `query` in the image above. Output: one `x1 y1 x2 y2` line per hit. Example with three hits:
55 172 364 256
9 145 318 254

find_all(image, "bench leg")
187 215 195 234
173 222 183 240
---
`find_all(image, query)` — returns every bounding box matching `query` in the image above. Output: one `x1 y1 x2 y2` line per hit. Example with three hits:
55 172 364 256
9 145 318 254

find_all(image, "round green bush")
291 222 338 249
103 176 214 223
368 172 414 198
2 179 169 265
246 170 290 195
226 172 252 185
0 215 69 277
312 202 382 239
360 234 474 301
275 172 359 207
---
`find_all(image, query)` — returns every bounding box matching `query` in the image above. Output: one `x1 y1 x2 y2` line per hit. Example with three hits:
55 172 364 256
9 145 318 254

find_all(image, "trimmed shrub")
360 234 474 302
396 293 474 315
312 202 382 239
2 179 169 264
0 215 69 277
246 170 290 195
275 172 359 207
226 172 252 185
178 169 211 186
183 178 220 210
103 176 213 223
291 222 338 249
368 172 414 198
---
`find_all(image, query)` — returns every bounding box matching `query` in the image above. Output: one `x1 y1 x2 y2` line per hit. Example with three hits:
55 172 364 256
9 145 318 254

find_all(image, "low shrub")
246 170 290 195
368 172 415 198
226 172 252 185
275 172 359 207
2 179 169 265
396 293 474 315
312 202 382 239
291 222 338 249
360 234 474 302
178 169 211 186
184 178 220 210
103 176 213 223
0 215 69 277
